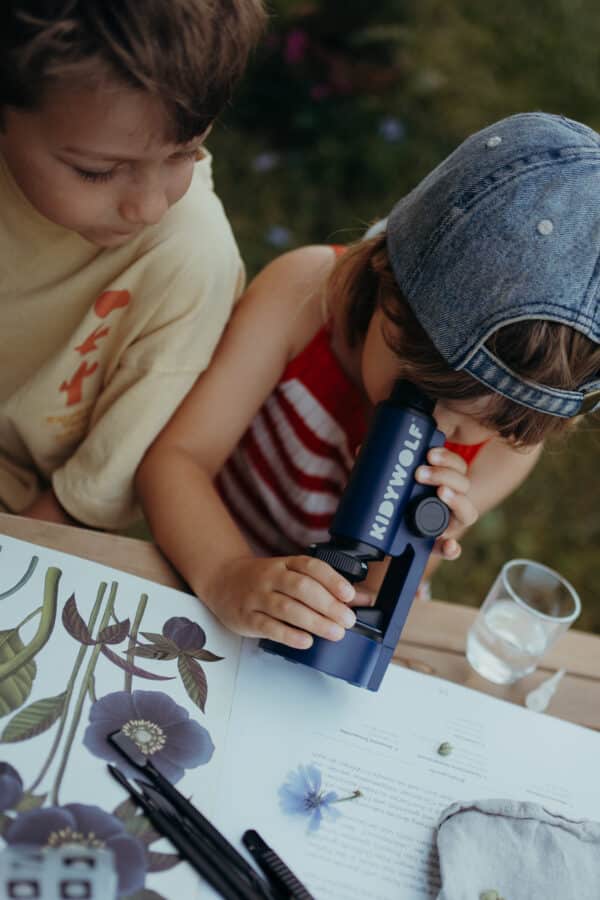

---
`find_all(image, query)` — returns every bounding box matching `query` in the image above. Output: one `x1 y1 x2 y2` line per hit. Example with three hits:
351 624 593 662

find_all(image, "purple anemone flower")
0 762 23 811
83 689 214 782
279 764 341 832
5 803 146 896
162 616 206 652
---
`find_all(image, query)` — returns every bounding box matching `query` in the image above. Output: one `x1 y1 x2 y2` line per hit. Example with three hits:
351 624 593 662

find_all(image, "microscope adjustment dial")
407 496 450 538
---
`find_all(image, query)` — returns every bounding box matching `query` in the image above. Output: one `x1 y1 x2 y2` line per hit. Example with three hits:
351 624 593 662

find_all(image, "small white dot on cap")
486 135 502 148
537 219 554 235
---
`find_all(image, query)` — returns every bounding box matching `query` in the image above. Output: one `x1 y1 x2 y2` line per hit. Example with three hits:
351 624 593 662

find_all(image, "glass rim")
500 558 581 624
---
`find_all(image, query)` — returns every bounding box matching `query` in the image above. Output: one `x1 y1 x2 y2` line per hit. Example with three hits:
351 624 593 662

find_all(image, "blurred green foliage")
207 0 600 629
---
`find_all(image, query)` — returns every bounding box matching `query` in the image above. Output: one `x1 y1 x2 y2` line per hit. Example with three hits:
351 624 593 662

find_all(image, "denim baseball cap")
384 112 600 417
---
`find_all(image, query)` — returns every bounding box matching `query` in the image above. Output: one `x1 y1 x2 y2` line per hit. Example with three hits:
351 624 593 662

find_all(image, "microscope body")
260 381 450 691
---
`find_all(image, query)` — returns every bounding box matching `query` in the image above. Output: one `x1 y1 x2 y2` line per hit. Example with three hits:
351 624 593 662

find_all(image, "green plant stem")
331 790 362 804
28 583 107 794
51 581 118 804
0 555 39 600
0 568 59 679
12 607 44 632
124 594 148 693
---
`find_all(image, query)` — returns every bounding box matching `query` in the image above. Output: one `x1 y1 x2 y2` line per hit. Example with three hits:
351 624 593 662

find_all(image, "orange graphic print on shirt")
75 325 110 355
94 290 130 319
60 361 99 406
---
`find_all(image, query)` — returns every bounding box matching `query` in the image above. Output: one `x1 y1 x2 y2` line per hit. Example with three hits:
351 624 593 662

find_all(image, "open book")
0 532 599 899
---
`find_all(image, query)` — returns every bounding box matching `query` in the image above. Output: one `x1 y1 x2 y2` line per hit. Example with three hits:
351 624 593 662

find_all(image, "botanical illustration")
0 548 225 899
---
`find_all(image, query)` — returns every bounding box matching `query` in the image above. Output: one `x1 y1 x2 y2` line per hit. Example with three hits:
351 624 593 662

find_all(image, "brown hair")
0 0 267 142
327 233 600 446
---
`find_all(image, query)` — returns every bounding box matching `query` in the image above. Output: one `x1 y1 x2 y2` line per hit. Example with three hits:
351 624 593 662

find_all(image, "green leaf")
0 629 36 718
0 812 13 835
178 654 207 713
1 691 67 742
15 791 47 812
112 797 138 820
123 813 161 845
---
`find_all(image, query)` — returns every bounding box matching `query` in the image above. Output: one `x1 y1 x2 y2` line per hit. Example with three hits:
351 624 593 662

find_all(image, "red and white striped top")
216 323 367 555
216 320 488 557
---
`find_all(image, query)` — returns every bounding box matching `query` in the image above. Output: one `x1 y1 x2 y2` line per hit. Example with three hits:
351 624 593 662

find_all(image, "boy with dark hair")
0 0 266 528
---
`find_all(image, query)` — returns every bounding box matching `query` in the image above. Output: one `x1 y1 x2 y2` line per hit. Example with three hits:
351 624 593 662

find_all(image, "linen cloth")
436 798 600 900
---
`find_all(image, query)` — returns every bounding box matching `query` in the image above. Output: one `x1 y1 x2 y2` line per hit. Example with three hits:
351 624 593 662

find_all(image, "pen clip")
243 830 316 900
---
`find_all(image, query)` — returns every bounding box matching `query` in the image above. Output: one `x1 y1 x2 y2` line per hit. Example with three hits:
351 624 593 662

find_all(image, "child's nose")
119 178 169 226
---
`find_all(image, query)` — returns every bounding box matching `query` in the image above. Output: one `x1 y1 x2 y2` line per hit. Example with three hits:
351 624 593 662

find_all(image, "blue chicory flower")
279 764 341 832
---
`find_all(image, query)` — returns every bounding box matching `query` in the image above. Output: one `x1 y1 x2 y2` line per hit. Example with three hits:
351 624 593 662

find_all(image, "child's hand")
205 555 357 649
414 447 478 560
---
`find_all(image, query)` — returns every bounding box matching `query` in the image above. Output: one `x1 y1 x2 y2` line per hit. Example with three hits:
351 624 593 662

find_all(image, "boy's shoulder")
139 150 240 275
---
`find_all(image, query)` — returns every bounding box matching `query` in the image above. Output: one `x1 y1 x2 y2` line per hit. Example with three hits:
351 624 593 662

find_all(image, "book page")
214 642 600 900
0 533 241 899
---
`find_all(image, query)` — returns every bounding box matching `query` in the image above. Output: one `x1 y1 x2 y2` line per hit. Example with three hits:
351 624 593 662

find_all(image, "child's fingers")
415 464 470 496
255 592 350 644
426 447 468 474
285 555 356 603
436 486 478 529
276 568 357 631
351 587 377 607
432 537 461 559
251 611 315 650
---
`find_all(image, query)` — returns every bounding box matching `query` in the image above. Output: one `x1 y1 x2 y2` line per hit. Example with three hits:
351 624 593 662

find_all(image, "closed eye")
74 167 115 183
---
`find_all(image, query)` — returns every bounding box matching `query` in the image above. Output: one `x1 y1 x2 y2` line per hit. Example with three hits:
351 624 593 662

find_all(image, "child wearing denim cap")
137 112 600 649
0 0 266 528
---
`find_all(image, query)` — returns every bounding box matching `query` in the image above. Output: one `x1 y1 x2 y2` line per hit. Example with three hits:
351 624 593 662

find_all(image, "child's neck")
328 292 369 400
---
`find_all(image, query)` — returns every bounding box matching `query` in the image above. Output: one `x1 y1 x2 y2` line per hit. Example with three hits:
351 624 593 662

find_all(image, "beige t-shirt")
0 151 244 528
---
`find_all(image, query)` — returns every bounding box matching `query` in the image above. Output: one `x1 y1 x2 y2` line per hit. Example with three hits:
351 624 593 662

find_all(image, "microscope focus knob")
309 545 369 583
407 496 450 538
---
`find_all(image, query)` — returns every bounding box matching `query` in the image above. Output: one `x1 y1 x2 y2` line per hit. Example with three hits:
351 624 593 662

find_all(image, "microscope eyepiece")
388 380 435 415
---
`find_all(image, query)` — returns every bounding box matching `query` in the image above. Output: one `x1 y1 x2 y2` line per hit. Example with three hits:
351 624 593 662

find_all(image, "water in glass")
466 599 547 684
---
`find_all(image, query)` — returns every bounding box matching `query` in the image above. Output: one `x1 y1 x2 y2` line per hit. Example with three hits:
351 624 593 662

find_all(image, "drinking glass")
466 558 581 685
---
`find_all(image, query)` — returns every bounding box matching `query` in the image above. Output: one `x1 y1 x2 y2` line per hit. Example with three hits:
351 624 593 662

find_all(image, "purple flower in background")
83 690 214 782
378 115 406 143
310 83 331 101
265 225 293 248
0 762 23 811
279 764 341 832
5 803 146 896
251 151 281 174
163 616 206 652
284 28 309 65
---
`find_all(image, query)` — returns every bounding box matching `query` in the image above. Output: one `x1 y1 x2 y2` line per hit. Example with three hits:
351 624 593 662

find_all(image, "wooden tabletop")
1 511 599 730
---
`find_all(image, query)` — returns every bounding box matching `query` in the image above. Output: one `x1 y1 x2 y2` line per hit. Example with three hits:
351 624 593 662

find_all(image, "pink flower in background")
284 28 309 65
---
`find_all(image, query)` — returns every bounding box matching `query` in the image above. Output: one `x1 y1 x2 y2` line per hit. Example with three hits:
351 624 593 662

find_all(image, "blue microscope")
260 380 450 691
